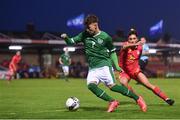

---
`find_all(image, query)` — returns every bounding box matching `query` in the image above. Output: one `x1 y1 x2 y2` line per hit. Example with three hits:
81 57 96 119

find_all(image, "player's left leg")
137 72 175 105
105 67 147 112
107 67 139 101
108 84 147 112
137 59 148 84
87 67 119 112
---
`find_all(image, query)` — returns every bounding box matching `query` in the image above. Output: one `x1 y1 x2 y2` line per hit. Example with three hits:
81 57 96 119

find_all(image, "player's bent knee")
87 83 97 90
120 81 128 87
120 77 128 84
87 83 103 97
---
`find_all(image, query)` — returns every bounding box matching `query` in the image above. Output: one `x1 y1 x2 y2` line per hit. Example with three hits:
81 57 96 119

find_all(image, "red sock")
153 86 168 101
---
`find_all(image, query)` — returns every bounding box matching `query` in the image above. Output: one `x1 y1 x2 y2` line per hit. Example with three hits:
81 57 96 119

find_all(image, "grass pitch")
0 78 180 119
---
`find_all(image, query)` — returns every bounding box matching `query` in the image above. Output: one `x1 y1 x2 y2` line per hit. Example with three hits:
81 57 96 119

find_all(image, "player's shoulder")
98 31 112 41
61 53 65 57
100 31 110 37
13 55 19 58
12 55 16 58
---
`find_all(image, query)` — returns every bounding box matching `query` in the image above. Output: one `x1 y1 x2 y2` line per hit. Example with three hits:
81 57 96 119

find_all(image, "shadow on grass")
119 101 135 105
80 106 106 111
78 101 135 112
148 103 168 107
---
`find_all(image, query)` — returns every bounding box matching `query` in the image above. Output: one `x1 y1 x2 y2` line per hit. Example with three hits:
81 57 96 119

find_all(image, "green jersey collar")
93 31 101 37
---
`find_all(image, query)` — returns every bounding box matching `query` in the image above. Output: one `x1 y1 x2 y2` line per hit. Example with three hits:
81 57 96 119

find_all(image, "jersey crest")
129 55 135 60
97 38 103 44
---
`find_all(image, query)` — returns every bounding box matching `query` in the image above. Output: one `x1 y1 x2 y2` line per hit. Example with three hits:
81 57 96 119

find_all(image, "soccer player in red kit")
6 51 22 82
118 29 174 106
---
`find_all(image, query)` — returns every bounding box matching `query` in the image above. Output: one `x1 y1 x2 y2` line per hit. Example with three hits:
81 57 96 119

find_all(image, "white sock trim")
99 91 105 97
126 90 129 95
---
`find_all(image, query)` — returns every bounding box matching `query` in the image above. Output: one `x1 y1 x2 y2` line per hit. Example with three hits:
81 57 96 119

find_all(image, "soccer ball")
66 97 80 111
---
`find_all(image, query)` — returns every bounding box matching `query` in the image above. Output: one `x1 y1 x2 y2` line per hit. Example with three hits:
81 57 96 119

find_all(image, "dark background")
0 0 180 39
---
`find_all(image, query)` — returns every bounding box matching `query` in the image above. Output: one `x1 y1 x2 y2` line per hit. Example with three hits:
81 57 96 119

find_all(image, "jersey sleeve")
106 35 116 53
65 32 84 45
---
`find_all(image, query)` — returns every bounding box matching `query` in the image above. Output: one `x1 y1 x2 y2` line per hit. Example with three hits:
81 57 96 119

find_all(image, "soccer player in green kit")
61 14 147 112
59 48 71 81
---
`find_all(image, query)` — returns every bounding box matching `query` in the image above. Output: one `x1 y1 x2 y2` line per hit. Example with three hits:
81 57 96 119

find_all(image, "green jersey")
65 31 115 69
60 53 70 66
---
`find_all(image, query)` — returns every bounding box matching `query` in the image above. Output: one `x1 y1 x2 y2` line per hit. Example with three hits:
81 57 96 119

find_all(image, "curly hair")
84 14 99 27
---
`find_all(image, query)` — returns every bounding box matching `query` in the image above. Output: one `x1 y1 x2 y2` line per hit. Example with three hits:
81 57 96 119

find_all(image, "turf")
0 78 180 119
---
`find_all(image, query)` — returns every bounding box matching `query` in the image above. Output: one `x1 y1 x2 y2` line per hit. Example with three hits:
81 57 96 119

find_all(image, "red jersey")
8 54 21 73
119 42 142 79
10 55 21 65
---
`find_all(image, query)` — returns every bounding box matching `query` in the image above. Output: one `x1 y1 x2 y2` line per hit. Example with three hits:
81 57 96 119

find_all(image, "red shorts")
119 67 141 80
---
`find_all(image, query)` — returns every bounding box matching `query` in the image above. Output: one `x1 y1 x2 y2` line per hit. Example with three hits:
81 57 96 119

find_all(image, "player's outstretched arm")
110 52 122 72
122 43 139 49
122 40 145 49
61 33 83 45
61 33 75 45
61 33 68 39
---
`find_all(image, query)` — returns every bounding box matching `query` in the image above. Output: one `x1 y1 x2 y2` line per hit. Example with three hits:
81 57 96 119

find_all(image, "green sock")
88 83 114 102
110 84 139 101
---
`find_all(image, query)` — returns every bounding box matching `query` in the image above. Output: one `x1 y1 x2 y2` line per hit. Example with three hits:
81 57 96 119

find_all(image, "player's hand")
140 37 146 43
61 33 68 39
138 37 146 45
140 39 146 44
137 40 144 45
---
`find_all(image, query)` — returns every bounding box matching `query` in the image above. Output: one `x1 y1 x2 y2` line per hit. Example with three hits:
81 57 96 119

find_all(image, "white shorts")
62 66 69 74
87 66 115 86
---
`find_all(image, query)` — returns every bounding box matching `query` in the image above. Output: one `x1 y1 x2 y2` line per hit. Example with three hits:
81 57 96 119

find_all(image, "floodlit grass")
0 78 180 119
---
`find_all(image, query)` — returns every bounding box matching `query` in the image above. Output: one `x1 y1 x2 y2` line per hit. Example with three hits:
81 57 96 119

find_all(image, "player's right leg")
87 68 119 112
137 72 175 105
87 82 119 112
